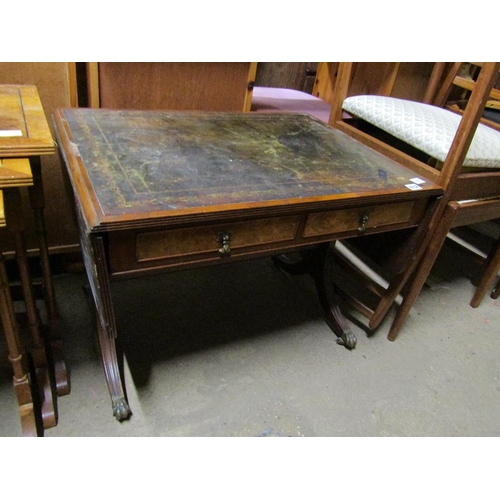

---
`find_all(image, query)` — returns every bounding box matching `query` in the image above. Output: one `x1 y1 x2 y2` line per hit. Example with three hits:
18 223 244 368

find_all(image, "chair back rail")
327 61 500 336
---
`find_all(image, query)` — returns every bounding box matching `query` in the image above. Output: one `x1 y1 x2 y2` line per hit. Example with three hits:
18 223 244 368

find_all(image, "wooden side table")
1 183 39 436
1 85 70 431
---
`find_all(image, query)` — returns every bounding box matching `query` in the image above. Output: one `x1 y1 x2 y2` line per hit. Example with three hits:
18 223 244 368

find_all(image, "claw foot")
336 331 357 350
112 397 132 421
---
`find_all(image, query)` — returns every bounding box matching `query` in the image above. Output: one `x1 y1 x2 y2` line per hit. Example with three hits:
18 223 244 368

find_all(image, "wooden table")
0 85 70 431
53 108 443 421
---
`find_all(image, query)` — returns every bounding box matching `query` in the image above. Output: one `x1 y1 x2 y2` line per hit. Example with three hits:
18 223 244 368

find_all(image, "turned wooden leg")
3 188 57 429
0 252 39 437
470 238 500 308
369 196 442 331
28 157 69 396
388 203 457 341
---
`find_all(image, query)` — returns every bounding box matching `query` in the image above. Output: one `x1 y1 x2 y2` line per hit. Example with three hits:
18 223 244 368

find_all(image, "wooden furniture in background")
0 160 46 436
54 108 442 421
427 63 500 309
326 62 500 341
251 63 437 127
470 219 500 306
430 63 500 307
85 62 257 111
314 62 399 104
433 62 500 130
254 63 318 93
0 62 80 256
0 85 70 414
312 62 339 104
313 62 436 105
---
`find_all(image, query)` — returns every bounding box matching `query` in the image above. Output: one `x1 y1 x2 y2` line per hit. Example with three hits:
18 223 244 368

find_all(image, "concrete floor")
1 235 499 437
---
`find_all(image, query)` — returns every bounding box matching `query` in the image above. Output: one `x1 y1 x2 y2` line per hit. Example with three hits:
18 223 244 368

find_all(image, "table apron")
107 199 427 277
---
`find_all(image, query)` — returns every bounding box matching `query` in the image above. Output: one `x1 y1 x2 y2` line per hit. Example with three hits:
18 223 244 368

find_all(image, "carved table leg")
28 157 69 396
96 317 131 421
89 234 131 421
274 245 357 349
0 252 39 436
4 188 57 429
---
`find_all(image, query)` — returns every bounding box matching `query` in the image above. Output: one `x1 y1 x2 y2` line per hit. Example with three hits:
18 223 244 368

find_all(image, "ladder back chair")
432 62 500 131
327 61 500 341
431 63 500 306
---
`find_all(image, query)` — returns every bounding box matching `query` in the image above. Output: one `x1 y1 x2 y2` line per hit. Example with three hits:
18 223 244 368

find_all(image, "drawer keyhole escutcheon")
358 214 369 233
217 230 231 256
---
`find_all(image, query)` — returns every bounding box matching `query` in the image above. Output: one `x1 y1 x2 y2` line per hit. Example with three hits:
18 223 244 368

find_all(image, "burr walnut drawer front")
107 200 422 275
303 200 417 238
108 215 301 273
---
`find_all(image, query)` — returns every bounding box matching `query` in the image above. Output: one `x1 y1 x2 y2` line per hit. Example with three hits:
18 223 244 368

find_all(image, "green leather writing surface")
61 109 432 216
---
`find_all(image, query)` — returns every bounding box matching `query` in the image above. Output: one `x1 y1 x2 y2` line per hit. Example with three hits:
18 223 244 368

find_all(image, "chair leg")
492 278 500 299
470 238 500 308
388 203 458 341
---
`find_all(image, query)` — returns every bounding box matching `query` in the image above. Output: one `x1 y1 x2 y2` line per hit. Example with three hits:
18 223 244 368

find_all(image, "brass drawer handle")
217 230 231 256
358 214 369 233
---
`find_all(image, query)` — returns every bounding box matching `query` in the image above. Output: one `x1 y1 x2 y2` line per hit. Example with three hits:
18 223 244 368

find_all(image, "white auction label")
409 177 425 185
0 130 22 137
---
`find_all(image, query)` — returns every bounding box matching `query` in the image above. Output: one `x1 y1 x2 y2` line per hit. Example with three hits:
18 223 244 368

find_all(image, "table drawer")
303 201 416 238
137 215 300 262
107 215 302 274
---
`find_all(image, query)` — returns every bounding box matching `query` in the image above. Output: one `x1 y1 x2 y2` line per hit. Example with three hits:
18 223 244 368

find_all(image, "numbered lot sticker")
409 177 426 185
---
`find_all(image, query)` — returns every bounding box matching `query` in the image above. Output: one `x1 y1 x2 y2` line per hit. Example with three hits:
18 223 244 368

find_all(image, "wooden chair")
251 62 403 124
432 62 500 131
465 220 500 307
326 62 500 341
432 64 500 306
431 63 500 307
